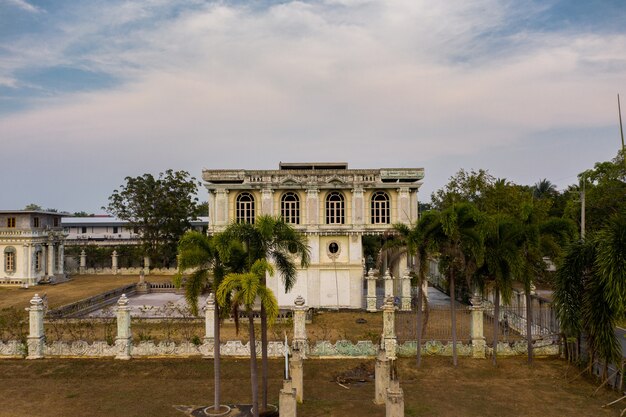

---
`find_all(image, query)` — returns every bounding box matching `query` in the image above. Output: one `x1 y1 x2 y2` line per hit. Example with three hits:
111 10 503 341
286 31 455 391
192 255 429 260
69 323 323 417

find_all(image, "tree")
24 203 42 211
104 170 202 266
532 179 557 200
215 215 310 411
431 169 495 210
554 212 626 380
175 231 245 413
216 260 279 417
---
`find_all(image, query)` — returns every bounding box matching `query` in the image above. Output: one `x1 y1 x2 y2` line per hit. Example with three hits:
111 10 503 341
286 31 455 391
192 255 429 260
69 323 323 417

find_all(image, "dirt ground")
0 357 622 417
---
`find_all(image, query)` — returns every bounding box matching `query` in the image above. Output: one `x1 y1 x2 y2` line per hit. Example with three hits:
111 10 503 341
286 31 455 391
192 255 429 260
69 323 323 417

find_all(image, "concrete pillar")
470 292 486 359
79 249 86 274
382 296 397 360
57 243 65 275
204 293 215 344
26 294 45 359
293 295 308 354
213 188 229 227
374 349 390 405
305 188 319 226
47 242 55 278
115 294 132 360
290 349 304 403
397 187 410 224
400 273 411 311
279 379 297 417
384 270 394 298
386 379 405 417
261 188 274 215
351 187 364 225
111 250 118 274
143 256 150 275
366 269 378 312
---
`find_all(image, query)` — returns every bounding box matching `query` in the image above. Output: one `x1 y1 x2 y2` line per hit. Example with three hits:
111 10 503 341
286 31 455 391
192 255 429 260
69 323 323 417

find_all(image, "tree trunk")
525 284 534 366
416 282 423 367
450 270 458 367
214 304 221 411
260 304 268 411
249 311 259 417
493 286 500 367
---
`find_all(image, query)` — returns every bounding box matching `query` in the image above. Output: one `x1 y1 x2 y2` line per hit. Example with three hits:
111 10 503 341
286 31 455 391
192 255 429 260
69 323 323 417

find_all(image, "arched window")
281 192 300 224
236 192 255 224
325 192 345 224
34 249 42 271
371 191 390 224
4 247 16 273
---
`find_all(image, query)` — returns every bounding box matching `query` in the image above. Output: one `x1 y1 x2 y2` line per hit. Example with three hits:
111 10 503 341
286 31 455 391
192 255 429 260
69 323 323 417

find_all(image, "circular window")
328 242 339 254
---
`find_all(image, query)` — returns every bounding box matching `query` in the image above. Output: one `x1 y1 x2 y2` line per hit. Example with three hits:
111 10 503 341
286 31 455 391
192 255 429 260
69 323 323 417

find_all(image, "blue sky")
1 0 625 212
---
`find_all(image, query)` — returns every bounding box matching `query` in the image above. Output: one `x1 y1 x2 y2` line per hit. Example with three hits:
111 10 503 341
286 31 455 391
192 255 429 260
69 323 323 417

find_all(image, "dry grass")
0 357 622 417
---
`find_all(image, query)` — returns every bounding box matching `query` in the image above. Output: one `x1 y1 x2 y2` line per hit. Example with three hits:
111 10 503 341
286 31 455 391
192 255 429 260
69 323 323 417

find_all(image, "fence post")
382 296 397 360
111 250 118 275
143 256 150 275
279 379 297 417
290 348 304 403
374 349 390 405
79 249 86 274
400 273 411 311
204 293 215 344
115 294 132 360
293 295 308 355
470 292 486 359
386 372 404 417
366 269 378 312
26 294 45 359
384 270 394 298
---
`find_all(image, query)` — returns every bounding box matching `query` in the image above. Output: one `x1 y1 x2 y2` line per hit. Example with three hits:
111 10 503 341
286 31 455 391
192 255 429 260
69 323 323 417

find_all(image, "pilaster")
351 186 364 225
397 187 410 224
305 188 319 226
261 188 274 216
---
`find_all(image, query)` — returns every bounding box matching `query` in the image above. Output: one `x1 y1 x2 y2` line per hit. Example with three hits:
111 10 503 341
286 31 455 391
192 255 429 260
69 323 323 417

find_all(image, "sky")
1 0 625 213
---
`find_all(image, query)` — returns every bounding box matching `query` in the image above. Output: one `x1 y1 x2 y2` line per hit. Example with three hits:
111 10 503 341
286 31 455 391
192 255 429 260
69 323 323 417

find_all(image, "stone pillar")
384 270 394 298
23 244 31 285
386 379 405 417
305 188 319 226
366 269 378 312
111 250 118 274
47 242 55 278
115 294 132 360
351 187 364 225
279 379 297 417
137 270 149 294
26 294 45 359
397 187 411 224
261 188 274 215
382 296 397 360
57 243 65 275
290 349 304 403
213 188 230 227
470 292 485 359
374 349 390 405
79 249 86 274
204 293 215 343
293 296 308 355
400 273 411 311
143 256 150 275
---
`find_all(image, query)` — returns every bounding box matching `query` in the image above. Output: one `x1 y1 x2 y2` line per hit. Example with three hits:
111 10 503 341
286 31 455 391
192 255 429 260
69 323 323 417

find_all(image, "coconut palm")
216 259 279 417
215 215 310 411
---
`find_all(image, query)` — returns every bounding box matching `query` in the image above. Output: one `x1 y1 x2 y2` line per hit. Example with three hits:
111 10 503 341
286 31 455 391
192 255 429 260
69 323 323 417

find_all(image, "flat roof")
0 210 65 215
279 162 349 170
62 217 209 226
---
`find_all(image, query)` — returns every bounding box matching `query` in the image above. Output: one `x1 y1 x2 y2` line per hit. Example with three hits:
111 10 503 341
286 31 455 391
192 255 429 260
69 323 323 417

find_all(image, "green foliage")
431 169 495 210
104 169 202 267
23 203 42 211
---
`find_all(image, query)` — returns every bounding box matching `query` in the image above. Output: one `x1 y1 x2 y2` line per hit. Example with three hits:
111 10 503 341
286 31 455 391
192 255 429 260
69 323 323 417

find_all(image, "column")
386 379 405 417
279 379 297 417
305 188 319 226
143 256 150 275
384 270 394 298
400 273 411 311
397 187 411 224
382 297 397 360
351 187 364 225
261 188 274 216
374 349 390 405
293 296 308 354
57 243 65 275
111 250 119 274
79 249 86 274
290 349 304 403
47 242 55 278
27 294 45 359
204 293 215 344
470 291 486 359
115 294 132 360
22 244 31 285
214 189 229 227
366 269 378 312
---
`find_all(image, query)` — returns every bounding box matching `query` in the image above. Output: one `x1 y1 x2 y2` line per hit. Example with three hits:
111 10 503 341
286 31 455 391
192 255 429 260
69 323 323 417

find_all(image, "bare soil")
0 357 622 417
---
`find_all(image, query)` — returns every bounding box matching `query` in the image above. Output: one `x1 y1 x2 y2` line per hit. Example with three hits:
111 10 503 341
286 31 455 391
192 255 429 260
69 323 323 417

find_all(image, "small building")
0 210 66 286
203 162 424 309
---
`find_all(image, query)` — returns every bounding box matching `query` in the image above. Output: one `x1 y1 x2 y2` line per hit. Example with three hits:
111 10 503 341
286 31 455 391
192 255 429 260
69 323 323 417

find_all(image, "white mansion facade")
203 163 424 309
0 210 66 286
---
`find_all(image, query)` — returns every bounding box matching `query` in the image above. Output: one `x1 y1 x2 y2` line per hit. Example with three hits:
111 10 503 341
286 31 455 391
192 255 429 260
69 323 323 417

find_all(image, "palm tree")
215 215 310 411
532 179 557 200
554 213 626 381
424 203 484 366
175 230 236 413
475 215 523 366
216 259 279 417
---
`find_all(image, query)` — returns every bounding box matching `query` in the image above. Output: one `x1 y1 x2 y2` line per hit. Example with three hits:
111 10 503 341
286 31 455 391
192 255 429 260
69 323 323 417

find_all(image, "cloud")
4 0 42 13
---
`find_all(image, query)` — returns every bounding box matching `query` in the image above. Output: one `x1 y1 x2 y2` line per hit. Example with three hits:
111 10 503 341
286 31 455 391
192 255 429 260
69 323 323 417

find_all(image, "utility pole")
619 94 625 169
580 177 586 239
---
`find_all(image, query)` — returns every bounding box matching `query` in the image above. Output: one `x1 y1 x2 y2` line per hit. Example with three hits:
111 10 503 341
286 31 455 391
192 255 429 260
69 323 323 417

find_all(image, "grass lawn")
0 357 622 417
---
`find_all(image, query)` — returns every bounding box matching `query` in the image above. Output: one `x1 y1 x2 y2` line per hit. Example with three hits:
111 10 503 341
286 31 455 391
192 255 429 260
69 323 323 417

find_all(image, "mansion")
203 162 424 309
0 210 66 286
